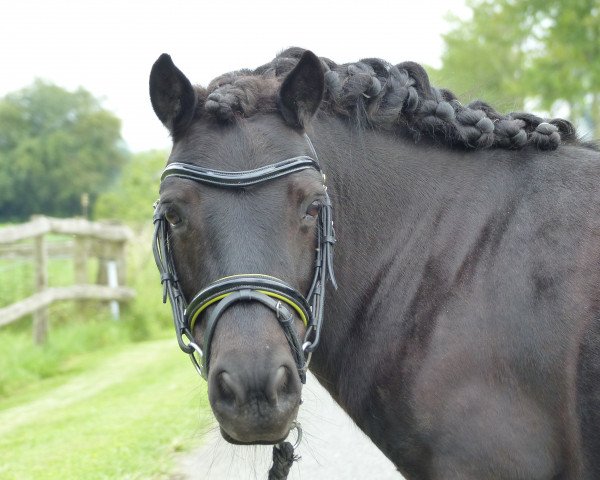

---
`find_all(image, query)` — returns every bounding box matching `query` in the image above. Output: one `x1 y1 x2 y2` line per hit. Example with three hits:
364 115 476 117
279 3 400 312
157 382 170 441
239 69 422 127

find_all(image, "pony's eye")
305 200 322 219
164 209 182 226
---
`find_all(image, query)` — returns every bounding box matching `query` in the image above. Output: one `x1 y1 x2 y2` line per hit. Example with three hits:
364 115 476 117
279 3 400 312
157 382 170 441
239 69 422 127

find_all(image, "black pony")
150 48 600 479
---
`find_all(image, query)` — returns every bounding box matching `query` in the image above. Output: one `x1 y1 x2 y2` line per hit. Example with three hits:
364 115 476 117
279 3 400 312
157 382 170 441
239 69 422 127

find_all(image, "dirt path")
174 373 403 479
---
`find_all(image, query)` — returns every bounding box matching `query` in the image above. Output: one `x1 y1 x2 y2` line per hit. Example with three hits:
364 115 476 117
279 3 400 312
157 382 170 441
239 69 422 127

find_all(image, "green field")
0 228 212 479
0 339 210 479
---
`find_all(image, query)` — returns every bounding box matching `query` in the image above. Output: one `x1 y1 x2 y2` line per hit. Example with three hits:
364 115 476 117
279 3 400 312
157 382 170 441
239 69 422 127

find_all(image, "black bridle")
152 137 336 383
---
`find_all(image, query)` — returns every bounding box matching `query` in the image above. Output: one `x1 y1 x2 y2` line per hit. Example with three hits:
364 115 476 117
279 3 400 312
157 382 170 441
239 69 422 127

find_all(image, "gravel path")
174 373 403 479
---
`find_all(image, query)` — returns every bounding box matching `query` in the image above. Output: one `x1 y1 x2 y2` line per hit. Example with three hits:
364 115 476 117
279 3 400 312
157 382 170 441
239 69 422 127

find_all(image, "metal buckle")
289 421 303 449
181 330 206 380
276 421 303 450
301 341 313 369
186 341 206 379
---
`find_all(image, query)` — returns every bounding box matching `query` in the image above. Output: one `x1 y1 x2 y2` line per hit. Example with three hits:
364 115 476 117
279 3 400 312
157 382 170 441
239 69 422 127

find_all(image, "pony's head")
150 51 331 444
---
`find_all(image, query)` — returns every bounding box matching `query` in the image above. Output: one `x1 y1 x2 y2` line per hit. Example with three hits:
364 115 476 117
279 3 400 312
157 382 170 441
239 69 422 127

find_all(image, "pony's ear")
277 50 324 129
149 54 197 137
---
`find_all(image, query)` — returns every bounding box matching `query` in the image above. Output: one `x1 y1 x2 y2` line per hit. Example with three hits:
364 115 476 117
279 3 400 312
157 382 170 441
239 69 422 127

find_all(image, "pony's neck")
305 116 491 412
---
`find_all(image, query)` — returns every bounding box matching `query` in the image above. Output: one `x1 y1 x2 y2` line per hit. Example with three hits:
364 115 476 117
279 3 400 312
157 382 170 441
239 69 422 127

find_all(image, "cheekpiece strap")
152 215 194 354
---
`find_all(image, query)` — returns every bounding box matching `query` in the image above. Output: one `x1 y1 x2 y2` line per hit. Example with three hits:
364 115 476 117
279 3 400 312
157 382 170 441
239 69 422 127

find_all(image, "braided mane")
198 47 581 151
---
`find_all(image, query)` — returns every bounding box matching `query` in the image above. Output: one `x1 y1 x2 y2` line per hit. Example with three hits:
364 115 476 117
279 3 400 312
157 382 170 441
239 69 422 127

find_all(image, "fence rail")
0 216 135 344
0 285 135 327
0 240 74 259
0 216 132 243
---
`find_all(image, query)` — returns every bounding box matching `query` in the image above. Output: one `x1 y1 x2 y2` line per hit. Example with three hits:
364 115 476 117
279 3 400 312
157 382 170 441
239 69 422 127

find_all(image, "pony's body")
150 48 600 479
310 116 600 478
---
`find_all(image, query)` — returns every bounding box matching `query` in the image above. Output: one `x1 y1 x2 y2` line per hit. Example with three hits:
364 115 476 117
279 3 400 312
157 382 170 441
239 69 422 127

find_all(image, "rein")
152 133 336 374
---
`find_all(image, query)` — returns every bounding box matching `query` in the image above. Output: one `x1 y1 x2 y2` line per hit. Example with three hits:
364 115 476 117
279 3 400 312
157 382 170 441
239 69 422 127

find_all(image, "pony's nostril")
267 366 289 405
217 371 245 407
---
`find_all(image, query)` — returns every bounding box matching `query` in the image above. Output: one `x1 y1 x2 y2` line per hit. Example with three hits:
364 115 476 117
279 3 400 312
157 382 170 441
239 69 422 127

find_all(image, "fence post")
115 240 127 286
106 260 120 320
0 217 134 341
32 234 48 344
74 237 88 284
74 236 88 311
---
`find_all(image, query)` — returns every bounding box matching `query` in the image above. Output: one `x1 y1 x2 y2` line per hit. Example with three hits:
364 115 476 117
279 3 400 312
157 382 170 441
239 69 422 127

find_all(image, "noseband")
152 137 336 383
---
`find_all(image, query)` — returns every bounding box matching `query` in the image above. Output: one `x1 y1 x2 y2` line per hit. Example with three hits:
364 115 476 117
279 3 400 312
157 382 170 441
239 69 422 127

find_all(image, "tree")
0 80 129 221
94 150 166 225
432 0 600 138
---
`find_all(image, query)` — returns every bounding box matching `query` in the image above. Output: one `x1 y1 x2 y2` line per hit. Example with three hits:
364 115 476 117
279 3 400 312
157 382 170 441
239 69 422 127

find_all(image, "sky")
1 0 469 152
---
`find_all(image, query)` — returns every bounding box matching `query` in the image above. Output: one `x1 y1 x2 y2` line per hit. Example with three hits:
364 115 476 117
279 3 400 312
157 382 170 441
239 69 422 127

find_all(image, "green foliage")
120 227 175 340
432 1 529 110
0 318 129 397
94 150 167 224
0 235 83 309
0 80 129 221
433 0 600 137
0 229 171 396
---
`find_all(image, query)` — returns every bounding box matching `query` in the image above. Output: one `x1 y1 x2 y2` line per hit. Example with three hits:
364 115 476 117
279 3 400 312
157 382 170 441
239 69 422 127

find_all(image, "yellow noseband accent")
188 275 309 332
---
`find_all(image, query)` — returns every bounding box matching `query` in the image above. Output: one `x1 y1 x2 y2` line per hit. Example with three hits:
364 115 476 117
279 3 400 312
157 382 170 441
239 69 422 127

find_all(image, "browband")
161 156 321 187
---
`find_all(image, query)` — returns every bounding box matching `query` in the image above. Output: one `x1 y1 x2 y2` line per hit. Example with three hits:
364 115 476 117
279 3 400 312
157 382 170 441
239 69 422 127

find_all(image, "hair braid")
199 48 582 151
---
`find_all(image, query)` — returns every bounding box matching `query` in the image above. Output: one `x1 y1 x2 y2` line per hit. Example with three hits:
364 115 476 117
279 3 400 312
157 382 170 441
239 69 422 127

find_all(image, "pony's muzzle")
208 348 302 444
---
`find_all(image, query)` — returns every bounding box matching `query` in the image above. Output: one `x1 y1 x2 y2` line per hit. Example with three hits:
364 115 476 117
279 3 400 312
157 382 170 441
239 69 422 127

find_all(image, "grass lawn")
0 339 210 480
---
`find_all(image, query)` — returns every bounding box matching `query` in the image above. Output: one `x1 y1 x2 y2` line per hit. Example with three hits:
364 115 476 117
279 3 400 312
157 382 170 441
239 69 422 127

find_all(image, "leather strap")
186 275 313 332
162 156 320 188
201 289 306 382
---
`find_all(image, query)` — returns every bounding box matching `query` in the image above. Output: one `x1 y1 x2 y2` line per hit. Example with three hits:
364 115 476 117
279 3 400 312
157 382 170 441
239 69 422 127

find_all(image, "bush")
94 150 167 225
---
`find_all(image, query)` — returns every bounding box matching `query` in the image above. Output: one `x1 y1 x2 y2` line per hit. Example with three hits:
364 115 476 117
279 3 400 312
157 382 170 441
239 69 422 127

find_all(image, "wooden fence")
0 216 135 344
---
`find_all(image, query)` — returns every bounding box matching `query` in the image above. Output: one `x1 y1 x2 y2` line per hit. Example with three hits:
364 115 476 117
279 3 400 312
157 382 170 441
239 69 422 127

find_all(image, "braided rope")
201 47 579 151
268 442 299 480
